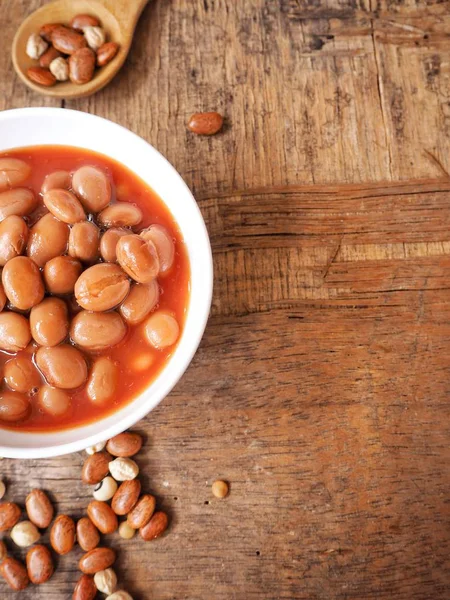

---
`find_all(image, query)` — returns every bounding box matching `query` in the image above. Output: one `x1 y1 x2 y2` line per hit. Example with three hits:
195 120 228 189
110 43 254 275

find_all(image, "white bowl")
0 108 213 459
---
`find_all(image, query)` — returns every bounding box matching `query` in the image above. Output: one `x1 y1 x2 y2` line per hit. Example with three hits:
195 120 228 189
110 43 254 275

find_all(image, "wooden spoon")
12 0 149 99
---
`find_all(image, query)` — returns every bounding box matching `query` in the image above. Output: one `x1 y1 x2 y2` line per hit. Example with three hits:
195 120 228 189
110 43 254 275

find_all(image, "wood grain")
1 0 450 599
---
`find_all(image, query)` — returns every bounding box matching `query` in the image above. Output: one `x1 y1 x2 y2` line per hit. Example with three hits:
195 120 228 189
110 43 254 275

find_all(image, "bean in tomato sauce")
0 145 189 431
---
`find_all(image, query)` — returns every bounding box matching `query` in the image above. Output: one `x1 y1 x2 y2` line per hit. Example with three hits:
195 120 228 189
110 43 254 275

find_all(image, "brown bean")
25 490 54 529
87 501 118 535
2 256 45 310
87 357 119 405
0 392 30 423
73 573 97 600
39 46 61 68
0 313 31 352
30 297 69 346
71 311 126 352
139 511 169 541
27 213 69 267
39 23 63 42
77 518 100 552
69 47 96 84
43 189 86 224
100 228 129 262
4 356 41 393
0 557 29 590
72 166 112 213
50 515 76 555
0 540 6 562
144 311 180 349
127 494 156 529
98 202 143 228
41 170 71 194
140 225 175 275
71 14 100 31
97 42 120 67
119 280 159 325
69 221 100 262
82 452 111 485
36 344 87 389
0 216 28 266
187 111 224 135
51 25 87 54
27 66 56 87
107 432 143 458
0 158 31 191
38 385 71 417
26 545 53 585
79 547 116 574
116 235 159 283
111 479 141 516
74 263 130 312
0 503 21 531
0 188 37 220
0 282 6 312
44 255 82 295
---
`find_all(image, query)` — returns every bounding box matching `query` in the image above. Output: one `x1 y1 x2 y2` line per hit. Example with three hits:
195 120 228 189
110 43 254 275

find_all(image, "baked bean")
106 432 143 457
4 356 40 393
69 221 100 262
41 170 71 194
81 452 111 485
0 216 28 266
43 188 86 224
100 228 129 262
27 213 69 267
71 311 126 352
0 502 21 531
44 256 82 295
140 225 175 275
127 494 156 529
144 311 179 349
87 501 118 534
26 545 54 585
0 557 29 590
139 511 169 541
86 357 119 405
30 297 69 346
0 392 30 423
36 345 87 389
116 235 159 283
0 158 31 191
2 256 45 310
98 203 142 228
111 479 141 516
79 547 116 574
0 282 5 312
0 313 31 352
119 280 159 325
72 166 112 213
77 517 100 552
0 539 6 560
73 574 97 600
0 188 37 221
38 385 71 417
25 489 54 529
50 515 75 555
74 263 130 312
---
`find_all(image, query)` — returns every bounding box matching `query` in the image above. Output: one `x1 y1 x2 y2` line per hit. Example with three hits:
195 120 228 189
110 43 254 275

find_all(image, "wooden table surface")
1 1 450 598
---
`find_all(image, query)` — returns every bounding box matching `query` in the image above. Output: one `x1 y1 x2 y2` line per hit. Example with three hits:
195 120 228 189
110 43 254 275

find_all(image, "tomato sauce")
0 145 190 432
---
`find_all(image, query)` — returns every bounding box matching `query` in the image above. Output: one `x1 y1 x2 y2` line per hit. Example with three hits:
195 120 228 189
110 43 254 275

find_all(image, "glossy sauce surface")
0 146 190 432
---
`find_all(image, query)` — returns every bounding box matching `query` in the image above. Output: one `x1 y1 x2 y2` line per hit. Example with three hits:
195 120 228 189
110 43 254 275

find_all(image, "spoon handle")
100 0 150 33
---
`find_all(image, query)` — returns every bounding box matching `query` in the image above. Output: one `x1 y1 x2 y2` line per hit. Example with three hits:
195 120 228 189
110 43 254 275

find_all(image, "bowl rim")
0 107 213 459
